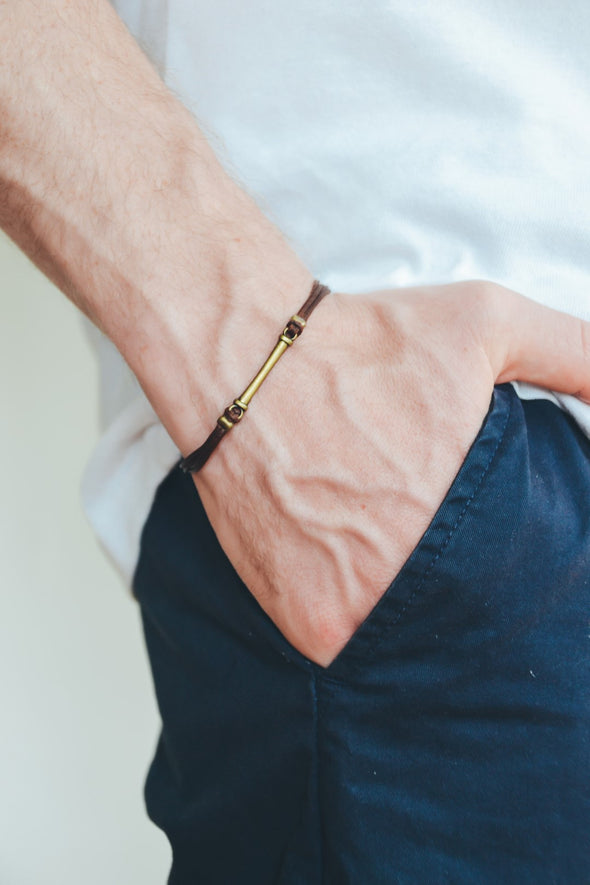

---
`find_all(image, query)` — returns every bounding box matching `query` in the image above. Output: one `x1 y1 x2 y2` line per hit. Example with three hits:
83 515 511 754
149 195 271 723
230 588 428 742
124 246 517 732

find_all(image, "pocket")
308 381 516 682
133 383 515 683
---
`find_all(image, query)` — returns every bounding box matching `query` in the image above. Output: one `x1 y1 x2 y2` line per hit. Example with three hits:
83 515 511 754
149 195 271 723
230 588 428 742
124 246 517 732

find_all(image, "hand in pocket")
193 279 590 667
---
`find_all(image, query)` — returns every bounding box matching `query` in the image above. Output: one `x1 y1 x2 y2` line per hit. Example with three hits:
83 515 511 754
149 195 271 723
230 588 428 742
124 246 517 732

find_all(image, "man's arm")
0 0 313 454
2 0 589 666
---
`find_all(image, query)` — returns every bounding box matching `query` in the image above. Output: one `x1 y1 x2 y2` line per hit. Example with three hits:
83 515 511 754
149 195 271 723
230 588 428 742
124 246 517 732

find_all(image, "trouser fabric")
133 384 590 884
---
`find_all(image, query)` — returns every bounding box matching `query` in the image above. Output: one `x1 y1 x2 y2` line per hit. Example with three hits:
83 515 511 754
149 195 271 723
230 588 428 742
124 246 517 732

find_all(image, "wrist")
133 202 318 454
0 0 323 457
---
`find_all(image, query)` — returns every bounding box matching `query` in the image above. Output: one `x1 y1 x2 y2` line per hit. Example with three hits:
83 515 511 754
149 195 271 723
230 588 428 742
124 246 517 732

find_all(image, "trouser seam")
362 387 513 664
310 664 325 885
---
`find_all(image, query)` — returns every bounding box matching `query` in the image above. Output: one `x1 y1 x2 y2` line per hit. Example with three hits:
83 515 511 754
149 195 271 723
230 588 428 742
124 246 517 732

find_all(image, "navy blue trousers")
133 384 590 884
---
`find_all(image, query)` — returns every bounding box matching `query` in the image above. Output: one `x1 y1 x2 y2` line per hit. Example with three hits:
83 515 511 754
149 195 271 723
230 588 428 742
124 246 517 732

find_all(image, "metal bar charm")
178 283 330 473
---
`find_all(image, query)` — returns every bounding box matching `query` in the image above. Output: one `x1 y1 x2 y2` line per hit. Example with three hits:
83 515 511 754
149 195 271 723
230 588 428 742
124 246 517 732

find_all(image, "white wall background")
0 232 171 884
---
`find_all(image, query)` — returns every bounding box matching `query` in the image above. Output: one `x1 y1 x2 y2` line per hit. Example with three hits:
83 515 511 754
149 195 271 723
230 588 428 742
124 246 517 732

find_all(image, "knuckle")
578 317 590 366
459 279 506 331
472 279 518 329
473 278 504 308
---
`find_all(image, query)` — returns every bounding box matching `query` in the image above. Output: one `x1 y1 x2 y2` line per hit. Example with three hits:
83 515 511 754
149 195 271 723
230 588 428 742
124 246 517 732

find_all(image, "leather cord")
178 279 331 474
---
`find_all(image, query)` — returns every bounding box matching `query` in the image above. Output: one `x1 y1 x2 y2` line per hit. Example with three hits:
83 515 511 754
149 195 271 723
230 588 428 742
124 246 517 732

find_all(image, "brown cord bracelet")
178 279 332 473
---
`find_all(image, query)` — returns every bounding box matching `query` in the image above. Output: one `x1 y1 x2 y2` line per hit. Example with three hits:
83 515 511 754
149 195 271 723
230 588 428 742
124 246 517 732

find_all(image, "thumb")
489 288 590 405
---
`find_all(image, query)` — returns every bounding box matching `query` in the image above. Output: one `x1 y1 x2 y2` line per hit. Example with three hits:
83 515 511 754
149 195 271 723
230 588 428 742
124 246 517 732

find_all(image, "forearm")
0 0 313 449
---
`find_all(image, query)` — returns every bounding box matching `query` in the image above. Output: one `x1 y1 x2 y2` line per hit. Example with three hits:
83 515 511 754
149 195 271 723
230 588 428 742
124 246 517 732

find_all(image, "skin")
1 0 589 666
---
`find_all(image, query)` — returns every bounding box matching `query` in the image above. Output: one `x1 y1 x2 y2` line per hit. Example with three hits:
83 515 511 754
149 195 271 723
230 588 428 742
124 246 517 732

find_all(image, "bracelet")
178 279 332 473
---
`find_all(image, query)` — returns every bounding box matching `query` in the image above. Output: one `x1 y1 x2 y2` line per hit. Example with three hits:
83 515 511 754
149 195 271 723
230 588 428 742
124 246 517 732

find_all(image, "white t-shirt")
81 0 590 587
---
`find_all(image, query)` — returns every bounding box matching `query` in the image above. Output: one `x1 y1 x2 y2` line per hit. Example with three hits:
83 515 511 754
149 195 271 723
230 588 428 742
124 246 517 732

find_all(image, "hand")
192 279 590 667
